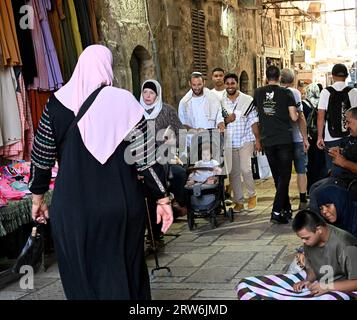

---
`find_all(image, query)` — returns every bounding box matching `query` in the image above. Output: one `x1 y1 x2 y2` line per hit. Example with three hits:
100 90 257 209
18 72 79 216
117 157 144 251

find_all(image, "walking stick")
144 196 172 279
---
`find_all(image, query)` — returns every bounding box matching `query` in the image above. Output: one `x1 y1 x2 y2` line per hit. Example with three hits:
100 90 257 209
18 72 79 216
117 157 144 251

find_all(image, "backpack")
325 86 352 138
304 100 318 140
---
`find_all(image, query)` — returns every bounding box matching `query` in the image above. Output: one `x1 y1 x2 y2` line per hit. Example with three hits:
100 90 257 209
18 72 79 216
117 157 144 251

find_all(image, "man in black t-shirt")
253 65 298 224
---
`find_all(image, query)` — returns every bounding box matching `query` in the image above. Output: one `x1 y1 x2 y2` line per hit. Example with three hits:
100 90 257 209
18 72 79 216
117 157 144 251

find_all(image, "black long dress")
29 96 167 299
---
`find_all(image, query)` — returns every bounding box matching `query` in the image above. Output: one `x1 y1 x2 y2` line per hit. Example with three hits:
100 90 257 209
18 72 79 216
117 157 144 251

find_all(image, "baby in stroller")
184 136 231 229
186 144 222 186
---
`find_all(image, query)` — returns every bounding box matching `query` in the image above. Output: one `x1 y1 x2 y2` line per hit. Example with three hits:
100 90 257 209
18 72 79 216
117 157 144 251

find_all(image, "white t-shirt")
288 87 304 143
211 88 225 101
318 82 357 141
190 96 213 129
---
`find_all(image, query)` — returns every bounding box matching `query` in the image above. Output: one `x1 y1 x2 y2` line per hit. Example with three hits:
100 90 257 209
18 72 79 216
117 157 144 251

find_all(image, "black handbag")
251 155 260 180
12 223 44 274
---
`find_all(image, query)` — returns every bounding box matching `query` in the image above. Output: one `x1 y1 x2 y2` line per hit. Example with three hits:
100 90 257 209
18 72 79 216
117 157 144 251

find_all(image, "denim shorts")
293 142 308 174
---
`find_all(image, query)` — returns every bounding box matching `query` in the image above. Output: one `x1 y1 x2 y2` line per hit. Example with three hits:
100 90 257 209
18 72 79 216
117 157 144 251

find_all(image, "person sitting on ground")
235 210 357 300
186 145 222 186
315 184 357 238
309 106 357 213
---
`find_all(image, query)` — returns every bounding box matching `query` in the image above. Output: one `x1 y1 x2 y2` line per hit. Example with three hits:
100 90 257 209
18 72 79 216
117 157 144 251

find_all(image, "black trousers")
264 143 293 214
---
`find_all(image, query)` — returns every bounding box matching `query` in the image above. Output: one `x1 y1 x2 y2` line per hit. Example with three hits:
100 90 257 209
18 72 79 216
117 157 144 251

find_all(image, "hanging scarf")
139 79 163 120
54 45 143 164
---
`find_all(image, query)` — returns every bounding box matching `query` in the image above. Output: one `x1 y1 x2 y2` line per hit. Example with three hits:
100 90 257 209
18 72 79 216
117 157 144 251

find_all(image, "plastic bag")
251 151 272 180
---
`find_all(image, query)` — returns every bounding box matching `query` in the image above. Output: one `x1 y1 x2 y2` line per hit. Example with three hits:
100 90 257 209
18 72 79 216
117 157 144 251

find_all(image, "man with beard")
222 73 261 213
178 72 224 132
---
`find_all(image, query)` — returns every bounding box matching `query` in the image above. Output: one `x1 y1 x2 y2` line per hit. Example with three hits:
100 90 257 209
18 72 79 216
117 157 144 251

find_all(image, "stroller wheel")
228 208 234 222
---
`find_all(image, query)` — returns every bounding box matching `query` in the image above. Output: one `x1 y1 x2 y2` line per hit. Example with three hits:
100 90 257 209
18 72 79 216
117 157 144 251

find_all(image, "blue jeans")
264 144 294 213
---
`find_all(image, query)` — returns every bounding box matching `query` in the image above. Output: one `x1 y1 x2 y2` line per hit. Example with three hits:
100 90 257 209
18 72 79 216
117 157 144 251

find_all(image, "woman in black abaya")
29 45 173 299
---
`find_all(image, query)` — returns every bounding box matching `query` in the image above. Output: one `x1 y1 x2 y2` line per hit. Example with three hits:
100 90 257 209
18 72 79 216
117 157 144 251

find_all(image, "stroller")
184 130 233 230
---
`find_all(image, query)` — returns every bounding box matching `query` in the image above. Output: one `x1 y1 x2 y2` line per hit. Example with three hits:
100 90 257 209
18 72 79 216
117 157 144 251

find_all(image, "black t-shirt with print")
253 85 296 147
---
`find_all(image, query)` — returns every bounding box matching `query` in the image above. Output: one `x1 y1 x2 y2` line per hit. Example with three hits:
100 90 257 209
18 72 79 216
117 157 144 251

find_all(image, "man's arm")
298 111 309 152
293 266 317 292
329 148 357 173
317 109 326 149
288 106 299 122
329 279 357 292
251 122 262 152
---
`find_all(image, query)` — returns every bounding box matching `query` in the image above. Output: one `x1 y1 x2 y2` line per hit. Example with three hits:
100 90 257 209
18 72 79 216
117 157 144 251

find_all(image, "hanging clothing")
0 70 34 161
28 0 63 90
67 0 83 57
0 0 22 66
47 0 64 79
47 0 70 81
87 0 98 44
54 0 77 81
73 0 93 49
11 0 38 87
28 0 49 90
28 90 52 131
0 67 22 147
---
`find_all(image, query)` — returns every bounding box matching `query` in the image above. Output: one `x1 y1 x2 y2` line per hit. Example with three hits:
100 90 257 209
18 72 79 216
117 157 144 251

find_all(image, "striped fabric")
31 103 57 170
235 271 357 300
126 119 156 172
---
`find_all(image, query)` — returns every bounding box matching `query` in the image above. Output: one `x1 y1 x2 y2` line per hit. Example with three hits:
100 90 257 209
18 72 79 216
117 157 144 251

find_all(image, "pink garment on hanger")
0 73 34 160
54 45 144 164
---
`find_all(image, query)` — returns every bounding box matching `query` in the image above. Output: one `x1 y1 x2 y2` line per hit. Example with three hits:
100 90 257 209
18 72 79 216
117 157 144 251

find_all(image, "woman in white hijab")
140 80 188 245
302 83 326 192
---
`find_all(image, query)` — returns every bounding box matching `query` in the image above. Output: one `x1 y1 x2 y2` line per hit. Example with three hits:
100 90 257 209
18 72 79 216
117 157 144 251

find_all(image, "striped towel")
235 271 357 300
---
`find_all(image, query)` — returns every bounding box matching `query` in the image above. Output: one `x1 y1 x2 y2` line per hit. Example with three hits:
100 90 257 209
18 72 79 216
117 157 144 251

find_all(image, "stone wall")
93 0 294 106
93 0 155 92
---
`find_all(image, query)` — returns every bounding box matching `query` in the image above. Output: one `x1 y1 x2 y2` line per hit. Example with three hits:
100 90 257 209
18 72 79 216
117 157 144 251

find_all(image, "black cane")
144 196 172 279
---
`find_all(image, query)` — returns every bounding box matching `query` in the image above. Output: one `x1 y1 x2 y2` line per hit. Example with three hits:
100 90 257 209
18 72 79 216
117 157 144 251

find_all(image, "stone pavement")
0 175 303 300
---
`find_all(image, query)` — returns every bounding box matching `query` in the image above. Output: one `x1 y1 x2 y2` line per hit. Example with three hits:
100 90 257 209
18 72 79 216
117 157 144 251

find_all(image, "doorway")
240 71 249 94
130 46 153 100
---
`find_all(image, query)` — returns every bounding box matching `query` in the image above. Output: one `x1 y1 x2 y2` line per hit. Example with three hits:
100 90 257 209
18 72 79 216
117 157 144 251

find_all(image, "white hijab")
139 79 163 120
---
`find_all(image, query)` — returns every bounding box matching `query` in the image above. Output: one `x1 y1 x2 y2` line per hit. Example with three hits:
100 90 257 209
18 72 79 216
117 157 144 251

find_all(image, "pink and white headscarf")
54 45 144 164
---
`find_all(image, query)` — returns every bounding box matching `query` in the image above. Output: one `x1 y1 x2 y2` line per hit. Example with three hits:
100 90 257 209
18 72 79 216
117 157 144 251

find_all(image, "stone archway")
130 46 154 100
240 71 249 94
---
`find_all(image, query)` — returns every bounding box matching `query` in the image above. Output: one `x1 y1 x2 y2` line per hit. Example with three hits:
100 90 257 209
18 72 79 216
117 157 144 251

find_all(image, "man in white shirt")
317 63 357 173
222 73 261 213
210 67 226 101
178 72 224 131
